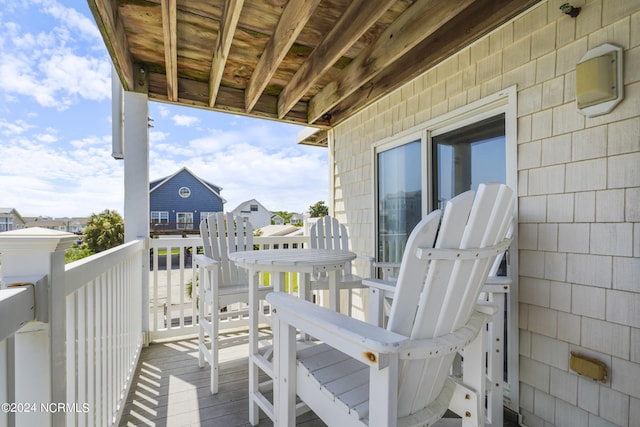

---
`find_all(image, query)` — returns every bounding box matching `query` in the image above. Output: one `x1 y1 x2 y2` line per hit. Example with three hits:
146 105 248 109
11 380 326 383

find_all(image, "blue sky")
0 0 328 218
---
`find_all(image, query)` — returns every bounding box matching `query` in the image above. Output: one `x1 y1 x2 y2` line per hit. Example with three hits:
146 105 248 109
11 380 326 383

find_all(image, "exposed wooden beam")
327 0 541 126
308 0 474 124
148 73 331 128
276 0 396 119
209 0 245 108
161 0 178 101
244 0 322 113
87 0 135 91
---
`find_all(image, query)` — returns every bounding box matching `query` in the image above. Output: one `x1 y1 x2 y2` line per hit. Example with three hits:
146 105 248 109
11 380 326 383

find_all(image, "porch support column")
122 90 150 339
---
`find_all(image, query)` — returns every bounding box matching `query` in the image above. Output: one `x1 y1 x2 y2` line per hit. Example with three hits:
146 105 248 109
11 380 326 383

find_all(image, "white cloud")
0 2 111 110
35 133 58 143
172 114 200 127
0 132 124 217
157 105 170 118
0 119 33 135
39 0 102 43
150 130 169 143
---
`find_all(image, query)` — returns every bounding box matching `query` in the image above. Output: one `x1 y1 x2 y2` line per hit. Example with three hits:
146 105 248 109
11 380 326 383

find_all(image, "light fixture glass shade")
576 43 623 117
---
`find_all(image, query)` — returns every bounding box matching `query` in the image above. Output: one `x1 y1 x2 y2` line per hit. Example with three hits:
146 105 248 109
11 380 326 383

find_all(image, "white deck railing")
148 235 310 341
0 232 145 427
64 240 144 427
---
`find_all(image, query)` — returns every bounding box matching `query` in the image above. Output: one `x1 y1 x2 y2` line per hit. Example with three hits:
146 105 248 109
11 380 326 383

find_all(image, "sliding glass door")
376 140 422 264
432 114 506 208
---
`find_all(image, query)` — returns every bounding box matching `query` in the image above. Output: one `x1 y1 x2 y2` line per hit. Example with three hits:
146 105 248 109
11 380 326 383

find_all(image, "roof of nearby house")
258 225 303 237
89 0 540 146
149 166 227 203
0 208 25 223
231 199 269 214
24 219 67 228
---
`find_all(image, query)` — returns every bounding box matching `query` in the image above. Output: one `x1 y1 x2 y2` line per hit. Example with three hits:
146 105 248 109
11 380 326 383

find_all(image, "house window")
250 204 258 211
178 186 191 198
373 87 518 407
176 212 194 230
151 211 169 224
0 217 12 232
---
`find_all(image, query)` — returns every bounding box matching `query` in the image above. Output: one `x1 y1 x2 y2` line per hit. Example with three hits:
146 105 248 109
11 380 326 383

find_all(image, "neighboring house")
23 216 87 233
0 208 26 232
230 199 271 228
66 217 88 234
270 214 284 225
149 167 225 235
24 216 66 232
289 213 304 225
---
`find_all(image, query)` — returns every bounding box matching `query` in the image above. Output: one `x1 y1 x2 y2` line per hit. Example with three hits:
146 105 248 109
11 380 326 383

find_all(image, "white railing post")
0 227 76 427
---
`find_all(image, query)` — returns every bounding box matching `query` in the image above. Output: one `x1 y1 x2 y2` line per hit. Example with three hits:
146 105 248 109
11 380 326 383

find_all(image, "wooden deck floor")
119 332 326 427
119 332 517 427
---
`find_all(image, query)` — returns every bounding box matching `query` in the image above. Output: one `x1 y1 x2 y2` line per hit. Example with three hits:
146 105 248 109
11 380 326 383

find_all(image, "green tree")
271 211 294 224
83 209 125 253
308 201 328 217
65 242 95 263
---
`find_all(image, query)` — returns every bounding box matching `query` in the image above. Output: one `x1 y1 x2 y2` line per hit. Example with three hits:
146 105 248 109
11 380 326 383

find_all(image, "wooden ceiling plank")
209 0 245 107
327 0 541 126
244 0 322 113
276 0 396 119
161 0 178 101
308 0 474 123
150 74 330 127
87 0 135 91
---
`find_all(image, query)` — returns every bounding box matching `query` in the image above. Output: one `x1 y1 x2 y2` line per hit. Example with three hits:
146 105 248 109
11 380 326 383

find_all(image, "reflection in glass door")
432 114 505 209
376 140 422 264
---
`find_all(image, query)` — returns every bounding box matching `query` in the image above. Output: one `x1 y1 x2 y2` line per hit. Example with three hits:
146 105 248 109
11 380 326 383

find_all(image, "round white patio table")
228 248 356 425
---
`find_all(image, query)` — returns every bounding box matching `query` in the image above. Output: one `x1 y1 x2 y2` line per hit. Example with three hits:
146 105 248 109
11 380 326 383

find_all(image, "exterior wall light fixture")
575 43 624 117
560 3 581 17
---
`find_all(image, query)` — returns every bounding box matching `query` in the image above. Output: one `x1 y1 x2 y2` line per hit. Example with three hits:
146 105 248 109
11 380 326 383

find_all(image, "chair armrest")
484 275 511 287
267 292 407 365
194 254 218 269
399 309 494 360
361 278 397 294
267 293 496 367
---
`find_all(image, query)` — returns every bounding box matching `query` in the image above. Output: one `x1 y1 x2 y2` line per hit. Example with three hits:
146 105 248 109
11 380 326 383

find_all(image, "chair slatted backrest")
310 216 352 276
387 183 514 417
200 212 254 286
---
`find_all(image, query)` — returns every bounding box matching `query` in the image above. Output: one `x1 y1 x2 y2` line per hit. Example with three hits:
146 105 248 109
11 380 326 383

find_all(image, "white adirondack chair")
266 183 514 427
195 212 272 394
309 215 372 313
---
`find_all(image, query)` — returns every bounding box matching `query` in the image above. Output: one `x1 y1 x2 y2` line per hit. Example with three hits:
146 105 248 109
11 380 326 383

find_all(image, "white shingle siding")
331 1 640 424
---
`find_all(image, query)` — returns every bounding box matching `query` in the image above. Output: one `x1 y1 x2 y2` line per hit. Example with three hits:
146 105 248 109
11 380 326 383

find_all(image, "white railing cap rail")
0 275 47 341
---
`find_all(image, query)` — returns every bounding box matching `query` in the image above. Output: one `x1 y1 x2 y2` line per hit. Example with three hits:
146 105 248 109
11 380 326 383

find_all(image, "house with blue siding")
149 167 225 235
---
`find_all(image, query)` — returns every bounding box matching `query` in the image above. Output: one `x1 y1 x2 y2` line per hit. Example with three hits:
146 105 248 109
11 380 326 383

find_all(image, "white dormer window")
178 186 191 198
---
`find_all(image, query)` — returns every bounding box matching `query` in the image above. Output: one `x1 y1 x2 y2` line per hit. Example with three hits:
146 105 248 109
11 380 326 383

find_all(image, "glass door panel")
432 114 505 209
376 140 422 264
